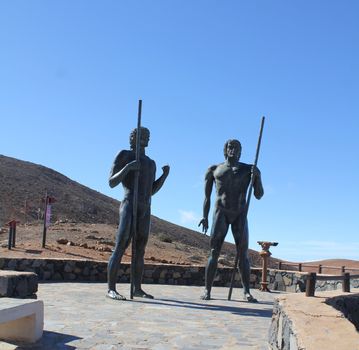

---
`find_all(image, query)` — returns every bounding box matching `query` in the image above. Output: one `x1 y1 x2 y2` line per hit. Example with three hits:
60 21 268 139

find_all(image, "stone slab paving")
5 282 283 349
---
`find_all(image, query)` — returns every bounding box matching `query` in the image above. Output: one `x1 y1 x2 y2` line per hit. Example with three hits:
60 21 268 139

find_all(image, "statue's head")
129 127 150 150
223 139 241 160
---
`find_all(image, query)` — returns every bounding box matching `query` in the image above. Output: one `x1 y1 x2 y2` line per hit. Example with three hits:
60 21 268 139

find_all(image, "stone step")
0 270 38 298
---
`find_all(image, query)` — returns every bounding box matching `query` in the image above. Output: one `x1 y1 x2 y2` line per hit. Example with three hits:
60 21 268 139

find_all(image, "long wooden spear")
228 116 265 301
130 99 142 299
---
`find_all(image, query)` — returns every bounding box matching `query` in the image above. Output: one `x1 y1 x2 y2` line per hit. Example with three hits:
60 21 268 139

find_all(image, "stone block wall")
325 293 359 331
266 269 359 293
268 300 298 350
0 258 358 293
0 258 264 287
0 270 38 297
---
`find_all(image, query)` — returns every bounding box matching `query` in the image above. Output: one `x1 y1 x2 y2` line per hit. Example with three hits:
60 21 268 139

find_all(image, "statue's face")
130 128 150 149
139 129 150 148
226 142 241 160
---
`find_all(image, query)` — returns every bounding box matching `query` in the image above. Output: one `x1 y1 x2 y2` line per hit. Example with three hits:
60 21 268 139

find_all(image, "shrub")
158 233 173 243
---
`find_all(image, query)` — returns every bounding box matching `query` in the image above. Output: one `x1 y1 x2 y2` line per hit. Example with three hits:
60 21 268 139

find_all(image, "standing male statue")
107 127 170 300
199 139 264 301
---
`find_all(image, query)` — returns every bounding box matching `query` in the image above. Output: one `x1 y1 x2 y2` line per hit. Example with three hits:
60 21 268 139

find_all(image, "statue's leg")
202 211 228 300
107 200 132 298
133 210 153 298
232 218 257 302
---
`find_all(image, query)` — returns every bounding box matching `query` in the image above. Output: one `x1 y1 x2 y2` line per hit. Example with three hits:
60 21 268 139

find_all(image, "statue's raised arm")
152 165 170 195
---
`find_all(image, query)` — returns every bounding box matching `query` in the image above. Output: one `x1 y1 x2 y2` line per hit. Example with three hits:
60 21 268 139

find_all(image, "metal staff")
130 99 142 299
228 116 265 301
42 191 48 248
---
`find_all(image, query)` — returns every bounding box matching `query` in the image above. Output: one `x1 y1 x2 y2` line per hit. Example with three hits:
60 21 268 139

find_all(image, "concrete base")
0 299 43 343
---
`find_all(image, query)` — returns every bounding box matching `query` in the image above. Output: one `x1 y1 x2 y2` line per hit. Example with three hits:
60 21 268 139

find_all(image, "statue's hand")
198 218 208 234
127 160 141 172
162 165 170 176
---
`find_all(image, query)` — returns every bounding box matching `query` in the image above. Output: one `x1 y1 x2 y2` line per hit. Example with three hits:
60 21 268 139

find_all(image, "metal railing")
277 261 359 274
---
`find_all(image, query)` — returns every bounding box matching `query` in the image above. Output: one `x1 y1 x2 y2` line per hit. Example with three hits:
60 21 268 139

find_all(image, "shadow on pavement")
135 297 274 318
15 331 81 349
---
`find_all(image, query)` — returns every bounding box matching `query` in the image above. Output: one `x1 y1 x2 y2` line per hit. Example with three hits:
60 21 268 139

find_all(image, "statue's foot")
107 290 126 301
201 289 211 300
133 289 154 299
244 293 258 303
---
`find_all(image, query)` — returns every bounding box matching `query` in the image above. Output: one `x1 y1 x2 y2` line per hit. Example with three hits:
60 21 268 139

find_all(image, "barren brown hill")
0 154 279 267
282 259 359 274
0 154 119 224
306 259 359 270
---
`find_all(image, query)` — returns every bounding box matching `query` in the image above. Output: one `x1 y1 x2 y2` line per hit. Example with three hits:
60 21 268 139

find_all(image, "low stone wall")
267 269 359 293
267 270 306 293
0 258 358 293
268 291 359 350
325 293 359 331
0 270 38 297
0 257 241 286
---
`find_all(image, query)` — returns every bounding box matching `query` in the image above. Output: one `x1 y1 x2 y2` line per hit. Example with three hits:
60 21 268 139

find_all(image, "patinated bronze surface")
107 127 170 300
199 139 263 301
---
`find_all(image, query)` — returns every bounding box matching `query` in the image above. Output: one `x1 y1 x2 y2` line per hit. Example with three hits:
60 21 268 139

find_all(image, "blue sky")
1 1 358 262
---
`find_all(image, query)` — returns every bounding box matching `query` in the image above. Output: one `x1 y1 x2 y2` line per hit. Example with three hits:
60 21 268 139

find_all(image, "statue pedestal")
259 250 270 292
257 241 278 292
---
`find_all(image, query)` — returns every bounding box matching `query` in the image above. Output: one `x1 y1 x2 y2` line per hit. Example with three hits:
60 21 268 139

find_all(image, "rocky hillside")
0 154 119 225
0 154 279 267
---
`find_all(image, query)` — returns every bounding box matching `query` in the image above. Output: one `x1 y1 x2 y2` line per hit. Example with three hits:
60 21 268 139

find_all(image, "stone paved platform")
3 282 283 349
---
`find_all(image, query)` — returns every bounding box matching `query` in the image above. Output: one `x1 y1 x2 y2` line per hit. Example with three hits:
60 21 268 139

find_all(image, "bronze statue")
107 127 170 300
199 139 264 301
